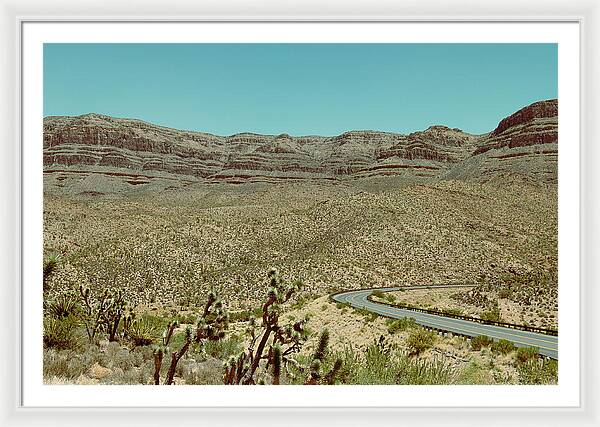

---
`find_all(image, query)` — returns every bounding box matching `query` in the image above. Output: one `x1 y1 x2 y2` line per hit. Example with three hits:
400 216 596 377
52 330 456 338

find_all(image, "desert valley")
42 99 559 385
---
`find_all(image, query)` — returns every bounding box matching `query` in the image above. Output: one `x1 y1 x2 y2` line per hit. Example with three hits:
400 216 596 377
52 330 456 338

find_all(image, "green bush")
395 357 455 385
126 318 157 347
517 358 558 384
354 307 378 322
204 335 243 359
441 307 463 316
480 307 502 322
406 328 436 355
46 292 80 319
43 315 81 350
471 335 494 351
173 312 198 324
386 317 417 334
516 346 539 364
371 290 386 299
229 307 262 322
335 302 351 310
491 339 515 355
334 342 455 385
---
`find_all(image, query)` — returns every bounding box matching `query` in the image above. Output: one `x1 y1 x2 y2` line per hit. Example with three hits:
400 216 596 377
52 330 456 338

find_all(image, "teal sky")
43 43 557 136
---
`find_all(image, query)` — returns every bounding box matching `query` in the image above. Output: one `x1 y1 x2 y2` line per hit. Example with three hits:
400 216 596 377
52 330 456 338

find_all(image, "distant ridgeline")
43 99 557 193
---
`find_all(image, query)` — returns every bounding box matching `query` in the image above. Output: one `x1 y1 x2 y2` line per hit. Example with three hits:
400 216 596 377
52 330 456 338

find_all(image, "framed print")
1 0 599 426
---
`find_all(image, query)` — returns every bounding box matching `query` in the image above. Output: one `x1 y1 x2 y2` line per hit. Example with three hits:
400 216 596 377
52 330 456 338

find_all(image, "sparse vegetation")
491 339 516 355
405 328 437 355
43 179 558 385
43 315 81 350
515 346 539 365
471 335 494 351
517 358 558 384
386 317 417 334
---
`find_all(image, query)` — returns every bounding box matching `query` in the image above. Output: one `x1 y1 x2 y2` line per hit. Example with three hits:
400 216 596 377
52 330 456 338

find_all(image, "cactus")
304 329 343 385
165 326 192 385
153 293 228 385
313 329 329 362
272 343 282 385
78 285 129 343
153 346 164 385
223 268 308 385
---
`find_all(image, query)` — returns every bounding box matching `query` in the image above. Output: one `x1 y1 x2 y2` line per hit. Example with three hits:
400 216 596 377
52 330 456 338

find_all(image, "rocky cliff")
445 99 558 183
43 99 558 193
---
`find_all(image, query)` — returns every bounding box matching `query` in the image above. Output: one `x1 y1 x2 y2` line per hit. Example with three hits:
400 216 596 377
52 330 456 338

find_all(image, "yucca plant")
43 253 60 293
46 291 80 319
125 317 156 347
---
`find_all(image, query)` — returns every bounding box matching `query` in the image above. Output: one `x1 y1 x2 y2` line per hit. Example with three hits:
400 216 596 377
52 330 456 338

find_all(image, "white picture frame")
2 0 599 426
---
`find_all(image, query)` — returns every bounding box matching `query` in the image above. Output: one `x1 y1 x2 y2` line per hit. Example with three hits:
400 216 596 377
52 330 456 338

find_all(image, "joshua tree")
223 268 308 385
153 291 229 385
78 285 128 343
304 329 343 385
43 253 59 293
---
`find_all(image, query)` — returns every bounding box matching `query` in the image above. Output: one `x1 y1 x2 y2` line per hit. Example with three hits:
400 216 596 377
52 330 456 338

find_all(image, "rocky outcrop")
474 100 558 155
43 99 558 193
445 100 558 184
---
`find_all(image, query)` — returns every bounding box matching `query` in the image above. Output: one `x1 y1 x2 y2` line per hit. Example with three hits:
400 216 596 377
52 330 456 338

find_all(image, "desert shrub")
498 288 512 299
43 315 81 350
76 343 104 368
371 290 386 299
515 346 539 364
335 302 351 310
354 307 378 322
359 341 398 384
441 307 463 316
126 317 158 347
173 312 198 324
406 328 436 355
471 335 494 351
46 292 80 319
105 342 142 372
182 357 225 385
491 339 516 355
517 358 558 384
334 339 455 385
386 317 417 334
457 359 496 384
396 357 456 385
480 306 502 322
204 335 243 360
43 349 87 380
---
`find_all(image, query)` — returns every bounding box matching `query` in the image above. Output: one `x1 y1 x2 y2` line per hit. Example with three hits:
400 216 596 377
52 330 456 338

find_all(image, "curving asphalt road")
332 286 558 360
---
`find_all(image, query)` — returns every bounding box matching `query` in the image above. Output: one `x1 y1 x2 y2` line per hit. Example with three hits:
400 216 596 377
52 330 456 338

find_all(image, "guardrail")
365 294 558 336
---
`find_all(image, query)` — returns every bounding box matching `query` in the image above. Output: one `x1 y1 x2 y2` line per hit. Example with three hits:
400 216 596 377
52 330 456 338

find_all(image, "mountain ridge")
43 99 558 193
